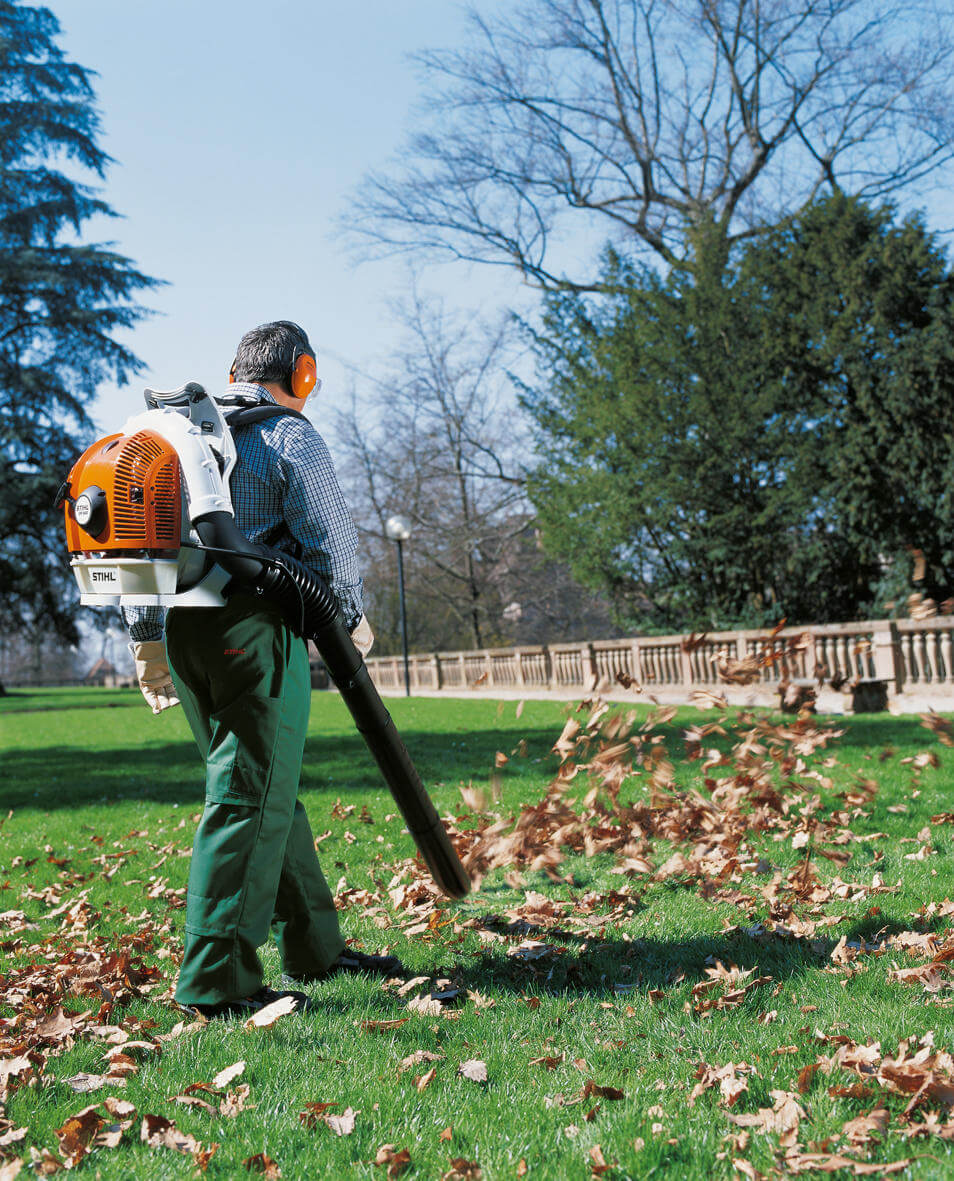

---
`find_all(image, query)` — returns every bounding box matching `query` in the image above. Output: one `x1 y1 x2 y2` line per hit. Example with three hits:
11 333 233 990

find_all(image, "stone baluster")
920 631 932 683
903 632 918 684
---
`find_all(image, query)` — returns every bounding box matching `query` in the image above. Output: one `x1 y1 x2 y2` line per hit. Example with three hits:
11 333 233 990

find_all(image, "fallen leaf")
140 1114 204 1155
299 1102 337 1129
325 1107 358 1136
374 1145 412 1177
62 1072 108 1093
243 1153 282 1177
243 995 298 1029
458 1060 488 1083
55 1105 103 1167
212 1060 245 1089
443 1158 482 1179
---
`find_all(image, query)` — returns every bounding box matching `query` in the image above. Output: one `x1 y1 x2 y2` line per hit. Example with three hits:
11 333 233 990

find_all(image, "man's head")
230 320 319 402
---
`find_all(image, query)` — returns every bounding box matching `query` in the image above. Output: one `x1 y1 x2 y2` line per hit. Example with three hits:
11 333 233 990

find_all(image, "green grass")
2 687 954 1179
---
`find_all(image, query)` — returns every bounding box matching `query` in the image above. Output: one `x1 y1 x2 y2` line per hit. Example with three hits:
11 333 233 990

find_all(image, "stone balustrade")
358 618 954 713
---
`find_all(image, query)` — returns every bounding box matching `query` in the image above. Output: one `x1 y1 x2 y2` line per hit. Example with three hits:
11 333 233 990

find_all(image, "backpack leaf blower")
59 382 470 899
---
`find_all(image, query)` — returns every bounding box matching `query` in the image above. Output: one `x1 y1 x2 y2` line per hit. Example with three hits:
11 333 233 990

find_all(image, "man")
124 320 401 1018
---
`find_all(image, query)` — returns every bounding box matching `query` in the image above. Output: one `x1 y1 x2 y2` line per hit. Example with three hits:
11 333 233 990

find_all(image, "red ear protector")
228 348 320 401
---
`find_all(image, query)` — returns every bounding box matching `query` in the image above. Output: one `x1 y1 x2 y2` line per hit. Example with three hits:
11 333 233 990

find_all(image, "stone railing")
359 618 954 712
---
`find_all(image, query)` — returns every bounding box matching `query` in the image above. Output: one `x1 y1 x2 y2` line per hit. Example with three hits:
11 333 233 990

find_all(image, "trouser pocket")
206 693 284 806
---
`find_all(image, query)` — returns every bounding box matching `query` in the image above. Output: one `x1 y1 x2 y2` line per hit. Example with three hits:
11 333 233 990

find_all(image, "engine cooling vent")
152 457 179 542
107 431 181 547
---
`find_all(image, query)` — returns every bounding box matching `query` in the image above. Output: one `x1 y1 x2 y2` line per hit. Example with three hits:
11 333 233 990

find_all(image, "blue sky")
53 0 518 437
51 0 954 444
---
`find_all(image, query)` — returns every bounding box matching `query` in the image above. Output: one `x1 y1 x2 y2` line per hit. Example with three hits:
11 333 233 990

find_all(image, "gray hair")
231 321 315 393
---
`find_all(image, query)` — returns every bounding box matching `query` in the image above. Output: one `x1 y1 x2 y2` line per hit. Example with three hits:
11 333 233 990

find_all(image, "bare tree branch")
347 0 954 287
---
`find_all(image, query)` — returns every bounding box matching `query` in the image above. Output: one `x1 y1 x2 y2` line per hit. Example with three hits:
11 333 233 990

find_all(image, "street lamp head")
385 515 412 542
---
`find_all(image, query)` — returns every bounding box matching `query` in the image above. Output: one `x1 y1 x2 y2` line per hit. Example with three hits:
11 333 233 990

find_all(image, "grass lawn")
2 686 954 1179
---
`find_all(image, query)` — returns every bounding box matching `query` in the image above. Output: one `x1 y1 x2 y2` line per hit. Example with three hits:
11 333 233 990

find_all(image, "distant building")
85 659 121 687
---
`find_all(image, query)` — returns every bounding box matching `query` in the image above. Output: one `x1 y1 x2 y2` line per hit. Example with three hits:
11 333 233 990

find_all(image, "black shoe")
182 985 316 1019
282 948 404 986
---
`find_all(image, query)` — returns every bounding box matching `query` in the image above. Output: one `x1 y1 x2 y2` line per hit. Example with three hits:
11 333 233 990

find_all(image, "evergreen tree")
0 1 157 647
522 196 954 631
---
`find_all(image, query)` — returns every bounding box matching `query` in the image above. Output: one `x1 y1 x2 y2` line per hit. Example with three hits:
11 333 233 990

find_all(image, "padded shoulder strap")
224 404 310 430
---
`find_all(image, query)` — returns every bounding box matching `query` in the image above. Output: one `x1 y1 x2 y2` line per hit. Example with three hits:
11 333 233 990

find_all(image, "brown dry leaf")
156 1019 206 1042
243 995 298 1029
193 1143 220 1172
211 1060 245 1089
842 1107 889 1146
458 1060 488 1083
140 1113 204 1155
581 1080 625 1101
406 994 444 1017
529 1055 564 1070
102 1097 136 1121
170 1094 217 1116
361 1018 409 1032
415 1067 437 1092
728 1090 805 1142
325 1107 358 1136
0 1161 23 1181
243 1153 282 1177
921 712 954 746
55 1105 103 1167
439 1126 453 1142
689 1062 754 1107
782 1152 910 1175
299 1102 337 1129
219 1084 252 1117
589 1144 612 1175
62 1072 108 1093
398 1050 444 1073
682 632 709 653
374 1145 412 1177
396 975 431 997
443 1160 482 1180
516 1161 528 1178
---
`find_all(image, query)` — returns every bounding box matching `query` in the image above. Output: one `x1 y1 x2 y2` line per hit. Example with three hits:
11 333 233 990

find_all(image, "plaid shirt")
123 383 363 641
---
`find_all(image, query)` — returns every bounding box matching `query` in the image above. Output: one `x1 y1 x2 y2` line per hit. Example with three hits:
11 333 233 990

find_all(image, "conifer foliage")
0 1 156 643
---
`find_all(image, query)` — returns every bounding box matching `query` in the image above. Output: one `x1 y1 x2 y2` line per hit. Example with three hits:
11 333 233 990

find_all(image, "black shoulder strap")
224 404 310 430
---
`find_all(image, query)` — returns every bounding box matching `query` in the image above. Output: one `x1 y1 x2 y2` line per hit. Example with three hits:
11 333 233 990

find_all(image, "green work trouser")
166 593 344 1005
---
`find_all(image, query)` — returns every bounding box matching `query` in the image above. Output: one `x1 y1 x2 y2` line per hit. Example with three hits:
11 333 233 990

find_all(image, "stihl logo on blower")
58 383 470 900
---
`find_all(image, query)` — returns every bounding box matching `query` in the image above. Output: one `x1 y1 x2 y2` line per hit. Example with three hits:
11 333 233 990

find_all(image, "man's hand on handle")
131 641 180 713
350 615 374 658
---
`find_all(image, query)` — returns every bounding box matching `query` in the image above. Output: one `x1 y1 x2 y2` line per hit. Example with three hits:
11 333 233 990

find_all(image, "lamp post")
385 515 412 696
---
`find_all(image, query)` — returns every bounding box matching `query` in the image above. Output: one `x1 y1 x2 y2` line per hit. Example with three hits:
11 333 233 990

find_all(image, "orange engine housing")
65 429 182 553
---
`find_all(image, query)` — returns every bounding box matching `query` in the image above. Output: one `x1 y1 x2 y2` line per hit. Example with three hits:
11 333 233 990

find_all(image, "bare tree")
351 0 954 289
335 295 527 650
334 294 617 651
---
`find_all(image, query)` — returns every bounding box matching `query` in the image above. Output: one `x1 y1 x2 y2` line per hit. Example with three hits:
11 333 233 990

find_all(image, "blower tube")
194 511 471 900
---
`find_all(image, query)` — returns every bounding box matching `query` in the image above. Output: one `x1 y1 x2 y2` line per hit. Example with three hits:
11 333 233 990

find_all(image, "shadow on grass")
402 910 945 1000
0 725 561 812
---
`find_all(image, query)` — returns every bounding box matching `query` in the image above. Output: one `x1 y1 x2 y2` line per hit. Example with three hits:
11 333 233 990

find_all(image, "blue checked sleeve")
277 424 364 630
121 604 165 642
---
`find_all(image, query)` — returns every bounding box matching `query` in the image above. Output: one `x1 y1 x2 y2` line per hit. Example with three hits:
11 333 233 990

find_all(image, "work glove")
131 641 180 714
350 615 374 658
